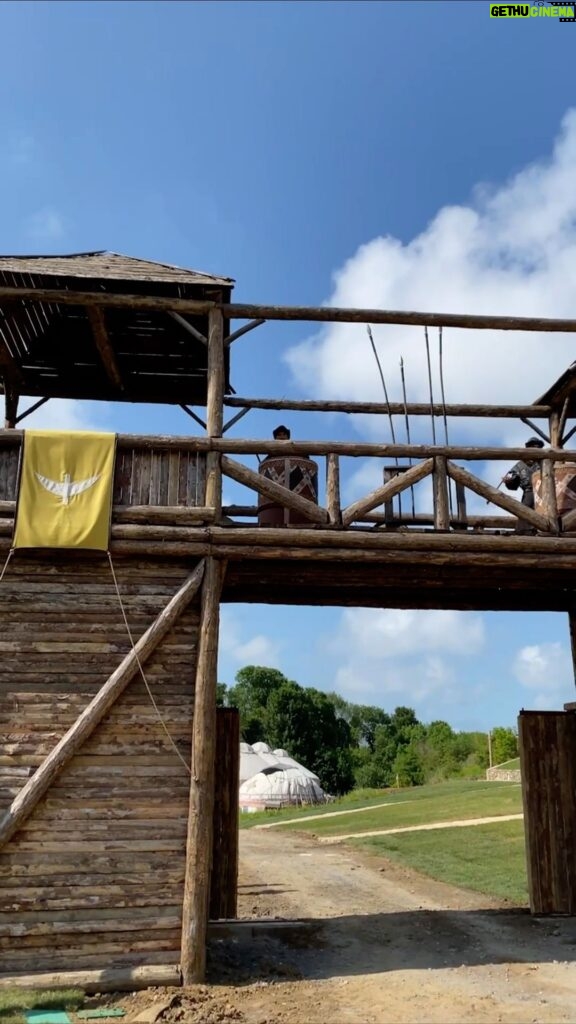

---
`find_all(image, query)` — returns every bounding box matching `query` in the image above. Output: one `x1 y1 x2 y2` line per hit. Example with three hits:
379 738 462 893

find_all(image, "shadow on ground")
207 907 576 985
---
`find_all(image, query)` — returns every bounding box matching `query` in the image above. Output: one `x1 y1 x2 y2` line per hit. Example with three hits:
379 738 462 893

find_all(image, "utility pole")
488 730 493 768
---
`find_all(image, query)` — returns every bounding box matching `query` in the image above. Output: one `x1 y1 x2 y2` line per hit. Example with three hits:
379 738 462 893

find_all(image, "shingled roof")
0 251 234 288
0 251 234 409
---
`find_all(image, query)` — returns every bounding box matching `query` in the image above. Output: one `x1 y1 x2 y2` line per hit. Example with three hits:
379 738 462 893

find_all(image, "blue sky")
2 0 576 730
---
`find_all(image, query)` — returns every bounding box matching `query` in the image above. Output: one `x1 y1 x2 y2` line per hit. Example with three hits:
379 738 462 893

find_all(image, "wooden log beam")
341 459 433 527
3 429 576 463
182 558 225 984
224 396 553 419
0 505 216 526
0 339 25 390
222 454 329 525
434 456 450 531
87 307 123 390
221 303 576 333
14 397 50 424
224 318 266 346
0 285 214 314
205 308 225 517
326 453 342 527
169 310 207 346
3 386 19 429
0 561 205 851
0 965 182 993
540 459 559 533
446 461 553 532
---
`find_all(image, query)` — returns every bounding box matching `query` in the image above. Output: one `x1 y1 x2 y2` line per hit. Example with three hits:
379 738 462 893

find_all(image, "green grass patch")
352 818 528 904
493 757 520 771
239 787 398 828
275 780 522 836
0 987 85 1024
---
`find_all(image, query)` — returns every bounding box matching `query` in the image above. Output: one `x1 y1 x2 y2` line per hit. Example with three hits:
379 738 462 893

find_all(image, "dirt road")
232 827 576 1024
109 826 576 1024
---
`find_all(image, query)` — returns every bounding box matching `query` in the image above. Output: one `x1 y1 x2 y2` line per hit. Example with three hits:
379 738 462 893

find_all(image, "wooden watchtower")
1 256 576 990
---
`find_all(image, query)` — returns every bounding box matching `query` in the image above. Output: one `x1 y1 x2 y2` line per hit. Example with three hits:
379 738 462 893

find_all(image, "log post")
549 409 561 448
210 707 240 920
326 454 342 527
569 609 576 692
4 386 19 429
540 458 558 534
181 558 225 984
205 308 225 518
434 456 450 531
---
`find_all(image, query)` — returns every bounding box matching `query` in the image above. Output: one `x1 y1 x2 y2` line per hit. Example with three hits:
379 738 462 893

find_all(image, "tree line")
218 666 519 796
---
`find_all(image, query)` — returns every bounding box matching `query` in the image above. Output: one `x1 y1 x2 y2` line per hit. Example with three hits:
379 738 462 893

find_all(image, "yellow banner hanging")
13 430 116 551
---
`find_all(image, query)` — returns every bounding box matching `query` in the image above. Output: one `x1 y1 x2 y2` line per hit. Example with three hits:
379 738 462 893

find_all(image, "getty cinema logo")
490 2 576 17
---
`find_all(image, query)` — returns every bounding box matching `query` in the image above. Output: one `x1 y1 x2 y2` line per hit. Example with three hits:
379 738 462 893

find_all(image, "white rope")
0 548 14 583
107 551 192 776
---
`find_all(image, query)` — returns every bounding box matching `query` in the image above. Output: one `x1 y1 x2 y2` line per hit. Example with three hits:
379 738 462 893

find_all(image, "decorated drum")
533 464 576 515
257 455 319 527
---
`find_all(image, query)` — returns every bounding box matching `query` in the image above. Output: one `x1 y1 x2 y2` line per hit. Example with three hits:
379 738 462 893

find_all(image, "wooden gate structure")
1 252 576 990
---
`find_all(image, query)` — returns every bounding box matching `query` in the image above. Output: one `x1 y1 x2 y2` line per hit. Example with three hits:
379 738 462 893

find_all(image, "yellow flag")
13 430 116 551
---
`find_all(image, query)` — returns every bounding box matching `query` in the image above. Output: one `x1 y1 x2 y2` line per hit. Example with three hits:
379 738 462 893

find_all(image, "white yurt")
239 741 271 784
238 742 327 812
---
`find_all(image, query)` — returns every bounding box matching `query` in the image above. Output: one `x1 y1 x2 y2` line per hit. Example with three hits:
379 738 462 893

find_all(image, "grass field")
255 780 522 837
239 787 400 828
0 987 84 1024
493 757 520 770
353 818 528 904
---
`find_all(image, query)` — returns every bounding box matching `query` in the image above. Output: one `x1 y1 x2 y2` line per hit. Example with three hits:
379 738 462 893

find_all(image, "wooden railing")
1 431 576 541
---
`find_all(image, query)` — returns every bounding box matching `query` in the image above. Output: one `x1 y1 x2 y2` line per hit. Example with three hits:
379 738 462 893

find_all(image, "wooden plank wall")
0 446 206 507
0 556 200 973
518 710 576 914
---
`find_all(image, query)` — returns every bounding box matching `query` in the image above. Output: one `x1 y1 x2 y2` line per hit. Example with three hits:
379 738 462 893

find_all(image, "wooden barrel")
533 465 576 515
257 455 319 527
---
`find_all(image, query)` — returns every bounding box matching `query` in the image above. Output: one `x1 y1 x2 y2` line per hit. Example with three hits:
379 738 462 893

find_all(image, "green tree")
491 726 518 765
216 682 228 707
227 665 288 741
394 745 425 787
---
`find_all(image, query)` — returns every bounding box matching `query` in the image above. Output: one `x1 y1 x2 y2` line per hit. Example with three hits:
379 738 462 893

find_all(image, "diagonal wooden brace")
446 462 553 532
341 458 434 527
0 560 206 851
221 454 329 525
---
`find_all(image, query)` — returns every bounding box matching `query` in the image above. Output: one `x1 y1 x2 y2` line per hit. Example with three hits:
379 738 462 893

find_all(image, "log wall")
0 445 206 507
518 710 576 914
0 556 200 973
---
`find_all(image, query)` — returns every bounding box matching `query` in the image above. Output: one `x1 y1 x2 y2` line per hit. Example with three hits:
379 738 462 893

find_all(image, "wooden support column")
326 454 342 527
569 609 576 692
205 308 225 518
549 409 561 448
4 386 19 429
540 458 558 534
87 307 123 390
210 707 240 920
181 558 225 984
434 456 450 531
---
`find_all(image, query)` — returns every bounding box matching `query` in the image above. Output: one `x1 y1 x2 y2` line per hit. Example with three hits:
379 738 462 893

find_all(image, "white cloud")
219 608 281 668
324 608 485 709
24 206 65 242
513 642 573 709
18 398 108 432
285 109 576 443
332 607 485 660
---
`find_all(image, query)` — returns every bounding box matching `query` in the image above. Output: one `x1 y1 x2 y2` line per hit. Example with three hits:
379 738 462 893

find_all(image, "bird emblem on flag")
34 471 101 506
